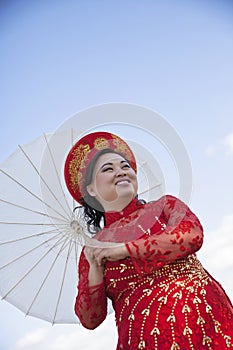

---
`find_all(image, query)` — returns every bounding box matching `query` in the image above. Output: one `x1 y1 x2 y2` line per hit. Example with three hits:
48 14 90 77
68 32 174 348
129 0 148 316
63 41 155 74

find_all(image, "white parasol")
0 129 162 324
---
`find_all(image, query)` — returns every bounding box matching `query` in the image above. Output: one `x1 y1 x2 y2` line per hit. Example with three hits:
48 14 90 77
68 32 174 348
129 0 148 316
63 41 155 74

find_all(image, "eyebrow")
100 160 129 170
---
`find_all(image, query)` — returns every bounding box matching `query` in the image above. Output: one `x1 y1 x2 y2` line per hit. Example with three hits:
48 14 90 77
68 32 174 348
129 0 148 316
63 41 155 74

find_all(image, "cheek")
94 175 117 200
133 179 138 193
95 173 112 187
132 177 138 195
130 172 138 186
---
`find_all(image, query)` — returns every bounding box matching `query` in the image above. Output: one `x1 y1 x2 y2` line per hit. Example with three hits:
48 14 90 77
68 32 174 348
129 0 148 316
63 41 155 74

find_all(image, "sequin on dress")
75 195 233 349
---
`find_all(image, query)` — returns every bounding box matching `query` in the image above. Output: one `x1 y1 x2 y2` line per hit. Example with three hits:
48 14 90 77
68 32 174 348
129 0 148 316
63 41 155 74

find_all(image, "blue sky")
1 1 233 349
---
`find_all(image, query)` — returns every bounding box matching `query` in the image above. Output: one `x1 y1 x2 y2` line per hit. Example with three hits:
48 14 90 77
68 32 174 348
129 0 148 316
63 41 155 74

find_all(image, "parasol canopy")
0 128 162 324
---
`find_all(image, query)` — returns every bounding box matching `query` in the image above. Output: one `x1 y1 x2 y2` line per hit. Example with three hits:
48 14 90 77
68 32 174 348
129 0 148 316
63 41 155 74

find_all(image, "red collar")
104 197 145 227
94 197 166 243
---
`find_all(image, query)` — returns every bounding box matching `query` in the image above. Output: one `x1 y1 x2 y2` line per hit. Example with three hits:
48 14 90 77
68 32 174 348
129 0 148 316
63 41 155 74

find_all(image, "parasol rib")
71 129 76 211
52 239 74 324
0 231 63 273
0 222 70 227
138 182 161 196
24 237 71 319
18 144 72 218
0 198 68 224
0 228 62 246
74 239 79 269
1 234 67 300
43 133 72 218
0 168 68 221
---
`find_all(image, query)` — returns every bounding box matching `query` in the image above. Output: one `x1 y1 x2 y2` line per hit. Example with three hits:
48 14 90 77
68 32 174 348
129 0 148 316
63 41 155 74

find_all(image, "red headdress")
64 131 137 203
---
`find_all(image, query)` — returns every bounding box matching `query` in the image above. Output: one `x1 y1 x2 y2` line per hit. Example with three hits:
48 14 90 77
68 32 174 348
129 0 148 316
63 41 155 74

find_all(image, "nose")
115 167 126 177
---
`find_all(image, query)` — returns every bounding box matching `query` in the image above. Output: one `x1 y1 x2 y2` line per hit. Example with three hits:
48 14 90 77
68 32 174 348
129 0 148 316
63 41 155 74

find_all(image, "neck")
103 196 135 213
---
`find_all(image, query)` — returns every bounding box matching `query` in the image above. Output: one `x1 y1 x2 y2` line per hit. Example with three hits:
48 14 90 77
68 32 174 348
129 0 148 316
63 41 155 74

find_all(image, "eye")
102 167 113 172
122 163 130 169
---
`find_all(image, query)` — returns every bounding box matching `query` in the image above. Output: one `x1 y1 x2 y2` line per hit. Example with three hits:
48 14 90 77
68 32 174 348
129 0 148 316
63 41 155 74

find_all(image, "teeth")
116 180 129 185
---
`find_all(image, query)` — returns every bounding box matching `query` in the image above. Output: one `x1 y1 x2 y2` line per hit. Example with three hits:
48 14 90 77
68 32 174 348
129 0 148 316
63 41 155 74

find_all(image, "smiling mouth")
115 180 130 185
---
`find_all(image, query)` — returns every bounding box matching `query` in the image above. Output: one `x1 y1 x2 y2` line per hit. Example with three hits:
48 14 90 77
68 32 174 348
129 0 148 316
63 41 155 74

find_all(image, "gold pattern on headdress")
112 134 133 166
67 133 136 198
69 144 90 191
94 137 110 150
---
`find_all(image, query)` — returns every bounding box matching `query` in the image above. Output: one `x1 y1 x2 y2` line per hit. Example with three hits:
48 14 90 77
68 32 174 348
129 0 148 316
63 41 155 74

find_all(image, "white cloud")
198 213 233 300
205 132 233 157
14 329 47 349
205 145 217 156
223 132 233 155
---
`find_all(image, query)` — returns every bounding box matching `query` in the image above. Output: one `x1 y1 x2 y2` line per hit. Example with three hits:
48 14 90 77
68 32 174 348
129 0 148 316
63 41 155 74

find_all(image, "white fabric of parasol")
0 130 162 324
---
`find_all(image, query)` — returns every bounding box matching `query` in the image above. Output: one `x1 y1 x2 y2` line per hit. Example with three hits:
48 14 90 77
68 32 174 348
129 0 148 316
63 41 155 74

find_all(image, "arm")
125 195 204 270
89 244 129 266
74 249 107 329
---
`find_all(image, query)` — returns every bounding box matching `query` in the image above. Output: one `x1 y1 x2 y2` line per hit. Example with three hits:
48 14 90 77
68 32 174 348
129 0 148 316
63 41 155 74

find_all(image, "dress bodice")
74 195 233 349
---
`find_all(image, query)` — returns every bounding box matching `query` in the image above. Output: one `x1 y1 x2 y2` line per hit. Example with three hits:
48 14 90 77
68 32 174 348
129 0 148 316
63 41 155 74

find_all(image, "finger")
84 247 97 264
84 247 93 258
95 250 108 266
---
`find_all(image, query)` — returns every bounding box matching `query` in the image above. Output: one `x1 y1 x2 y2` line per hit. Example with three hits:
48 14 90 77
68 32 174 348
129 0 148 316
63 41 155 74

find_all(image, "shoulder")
146 194 179 208
145 194 189 216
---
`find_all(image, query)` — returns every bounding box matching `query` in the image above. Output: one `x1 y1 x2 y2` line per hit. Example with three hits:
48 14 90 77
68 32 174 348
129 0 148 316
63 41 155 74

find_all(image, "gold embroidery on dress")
107 255 233 349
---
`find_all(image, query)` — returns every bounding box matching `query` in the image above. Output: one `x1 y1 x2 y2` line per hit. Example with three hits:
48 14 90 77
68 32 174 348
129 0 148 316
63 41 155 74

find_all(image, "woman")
64 131 233 349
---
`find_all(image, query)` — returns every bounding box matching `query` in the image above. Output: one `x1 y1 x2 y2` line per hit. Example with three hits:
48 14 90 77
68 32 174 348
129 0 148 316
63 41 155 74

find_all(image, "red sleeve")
125 195 203 272
74 249 107 329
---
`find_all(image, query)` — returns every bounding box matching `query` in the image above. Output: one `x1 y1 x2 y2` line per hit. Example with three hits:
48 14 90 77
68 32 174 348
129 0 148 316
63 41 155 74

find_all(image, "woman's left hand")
90 244 129 266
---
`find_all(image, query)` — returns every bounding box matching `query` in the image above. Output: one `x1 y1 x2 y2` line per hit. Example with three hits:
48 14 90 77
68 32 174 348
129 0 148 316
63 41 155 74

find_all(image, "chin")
117 189 135 199
116 184 136 197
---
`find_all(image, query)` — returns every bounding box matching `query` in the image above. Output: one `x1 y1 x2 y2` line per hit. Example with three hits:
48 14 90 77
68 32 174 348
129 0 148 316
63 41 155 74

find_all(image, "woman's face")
86 152 138 211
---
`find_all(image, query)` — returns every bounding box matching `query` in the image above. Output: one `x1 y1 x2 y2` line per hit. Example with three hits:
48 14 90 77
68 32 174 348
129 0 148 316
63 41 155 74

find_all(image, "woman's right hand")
84 246 105 267
84 246 105 286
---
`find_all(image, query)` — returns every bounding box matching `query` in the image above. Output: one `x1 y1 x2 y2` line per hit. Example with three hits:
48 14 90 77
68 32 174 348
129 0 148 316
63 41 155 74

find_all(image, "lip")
115 179 130 185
